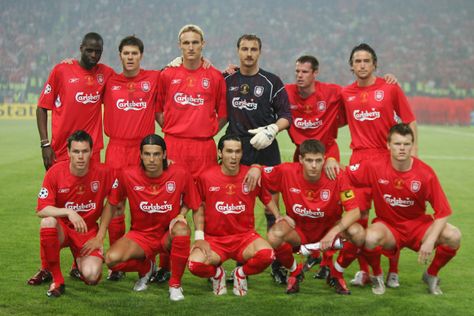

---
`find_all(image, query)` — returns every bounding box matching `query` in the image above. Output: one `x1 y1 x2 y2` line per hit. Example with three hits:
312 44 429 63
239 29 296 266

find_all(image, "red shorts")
350 148 388 211
59 222 103 259
165 135 216 179
293 141 340 163
105 138 141 171
206 231 261 263
125 230 169 259
295 226 331 245
373 215 433 253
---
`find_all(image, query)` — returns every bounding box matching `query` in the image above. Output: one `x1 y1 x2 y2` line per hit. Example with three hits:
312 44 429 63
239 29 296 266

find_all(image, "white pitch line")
420 127 474 138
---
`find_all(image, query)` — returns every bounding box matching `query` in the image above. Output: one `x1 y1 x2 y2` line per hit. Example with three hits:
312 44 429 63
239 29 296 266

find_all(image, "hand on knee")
171 222 190 237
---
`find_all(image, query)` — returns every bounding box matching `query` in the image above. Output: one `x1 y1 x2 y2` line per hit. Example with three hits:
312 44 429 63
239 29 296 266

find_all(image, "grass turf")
0 121 473 315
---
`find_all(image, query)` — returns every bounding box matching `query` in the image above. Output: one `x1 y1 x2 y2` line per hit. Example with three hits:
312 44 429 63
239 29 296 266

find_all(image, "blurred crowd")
1 0 473 103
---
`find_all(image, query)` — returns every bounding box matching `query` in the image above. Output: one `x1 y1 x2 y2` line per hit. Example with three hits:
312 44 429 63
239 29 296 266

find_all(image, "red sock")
40 227 64 285
388 249 400 274
336 241 359 269
321 250 335 266
112 259 150 276
108 215 125 246
311 250 321 260
40 244 47 270
362 247 383 276
274 243 295 269
169 235 190 287
242 249 274 276
159 253 170 270
427 245 458 277
188 261 217 278
358 254 370 273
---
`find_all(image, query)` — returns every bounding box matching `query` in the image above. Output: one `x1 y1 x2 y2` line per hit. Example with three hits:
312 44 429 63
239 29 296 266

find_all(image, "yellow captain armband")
340 189 355 202
326 157 337 162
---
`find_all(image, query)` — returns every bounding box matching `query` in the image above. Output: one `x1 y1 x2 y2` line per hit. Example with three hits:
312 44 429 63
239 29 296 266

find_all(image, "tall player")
188 135 277 296
105 134 200 301
30 32 114 285
224 34 291 283
102 35 161 281
331 43 417 288
156 24 227 180
262 139 364 294
35 130 115 297
346 124 461 295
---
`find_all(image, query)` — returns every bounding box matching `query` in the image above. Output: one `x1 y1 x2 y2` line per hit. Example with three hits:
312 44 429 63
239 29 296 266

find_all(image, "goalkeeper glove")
248 123 278 150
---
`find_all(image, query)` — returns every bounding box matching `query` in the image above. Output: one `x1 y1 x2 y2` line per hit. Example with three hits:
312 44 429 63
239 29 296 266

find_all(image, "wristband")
41 143 51 148
40 139 49 144
326 157 337 162
194 230 204 241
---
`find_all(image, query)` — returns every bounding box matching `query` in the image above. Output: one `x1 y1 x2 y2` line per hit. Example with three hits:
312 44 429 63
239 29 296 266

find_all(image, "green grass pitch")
0 121 473 315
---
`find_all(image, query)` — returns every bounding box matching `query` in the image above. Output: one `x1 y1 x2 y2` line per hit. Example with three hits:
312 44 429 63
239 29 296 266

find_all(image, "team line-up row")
28 25 460 300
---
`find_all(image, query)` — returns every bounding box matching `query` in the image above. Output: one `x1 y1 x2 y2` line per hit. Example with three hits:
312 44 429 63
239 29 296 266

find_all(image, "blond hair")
178 24 204 42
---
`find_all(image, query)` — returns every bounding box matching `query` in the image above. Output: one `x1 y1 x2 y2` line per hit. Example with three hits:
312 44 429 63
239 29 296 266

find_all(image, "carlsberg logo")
75 92 100 104
139 201 173 213
215 201 246 214
65 200 96 212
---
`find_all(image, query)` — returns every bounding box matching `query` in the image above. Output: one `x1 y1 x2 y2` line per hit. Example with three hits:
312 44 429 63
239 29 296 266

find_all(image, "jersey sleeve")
345 161 371 188
261 165 283 193
183 172 202 211
215 71 227 119
36 169 58 211
426 170 452 219
156 70 168 113
337 171 359 211
393 84 416 123
37 65 59 110
108 173 125 206
272 78 292 124
257 186 273 206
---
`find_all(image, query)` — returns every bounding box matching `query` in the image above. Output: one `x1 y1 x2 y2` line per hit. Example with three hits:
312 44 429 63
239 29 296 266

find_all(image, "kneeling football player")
187 135 278 296
105 134 200 301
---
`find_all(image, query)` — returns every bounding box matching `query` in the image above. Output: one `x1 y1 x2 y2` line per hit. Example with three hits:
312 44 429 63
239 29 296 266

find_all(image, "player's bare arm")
37 205 88 233
324 158 341 181
243 164 262 191
320 207 360 251
418 216 450 264
217 117 228 132
81 202 115 256
191 205 211 259
155 112 164 127
36 107 56 170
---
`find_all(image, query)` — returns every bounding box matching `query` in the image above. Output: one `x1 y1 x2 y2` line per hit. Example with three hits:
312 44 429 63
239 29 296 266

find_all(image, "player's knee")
188 248 206 263
171 222 190 237
364 230 382 249
347 223 365 247
40 217 57 228
105 250 121 267
444 225 461 248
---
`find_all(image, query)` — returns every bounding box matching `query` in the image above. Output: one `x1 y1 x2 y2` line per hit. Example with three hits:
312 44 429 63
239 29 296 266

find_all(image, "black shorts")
240 136 281 166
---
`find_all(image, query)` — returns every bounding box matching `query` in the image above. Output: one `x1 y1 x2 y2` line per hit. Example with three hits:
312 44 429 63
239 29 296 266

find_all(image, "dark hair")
349 43 377 68
67 130 93 150
299 139 325 156
119 35 144 54
387 123 415 143
140 134 168 170
81 32 103 46
296 55 319 71
218 134 241 151
237 34 262 50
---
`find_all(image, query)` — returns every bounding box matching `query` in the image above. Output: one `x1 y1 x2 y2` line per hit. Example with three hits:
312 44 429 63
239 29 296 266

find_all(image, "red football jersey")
346 154 452 225
262 163 358 238
341 77 415 151
197 165 272 236
109 164 200 235
286 82 344 148
157 65 227 138
37 60 114 161
103 69 160 140
36 161 115 230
